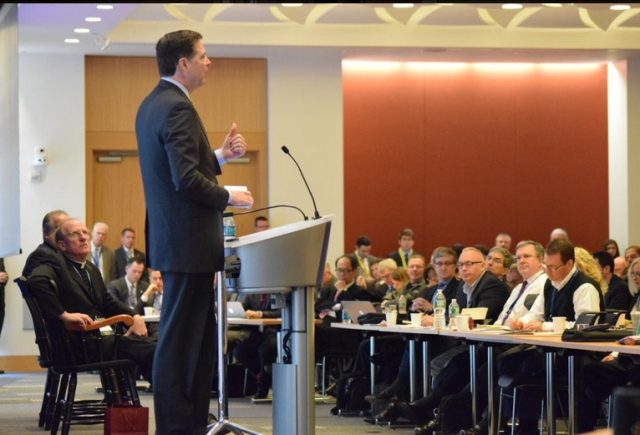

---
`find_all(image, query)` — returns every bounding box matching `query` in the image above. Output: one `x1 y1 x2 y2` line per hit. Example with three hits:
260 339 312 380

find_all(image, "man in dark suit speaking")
135 29 253 434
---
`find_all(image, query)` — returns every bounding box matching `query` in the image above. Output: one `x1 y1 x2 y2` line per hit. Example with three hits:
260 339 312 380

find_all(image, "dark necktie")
501 280 528 325
75 263 94 299
129 283 137 307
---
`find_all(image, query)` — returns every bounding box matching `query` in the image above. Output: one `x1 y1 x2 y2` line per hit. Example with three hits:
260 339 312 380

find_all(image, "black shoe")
415 416 439 435
364 387 398 403
373 401 400 423
459 424 486 435
207 413 218 425
397 401 431 424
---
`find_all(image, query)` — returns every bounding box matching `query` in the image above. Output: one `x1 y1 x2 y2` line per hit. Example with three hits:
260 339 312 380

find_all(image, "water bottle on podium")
223 215 237 241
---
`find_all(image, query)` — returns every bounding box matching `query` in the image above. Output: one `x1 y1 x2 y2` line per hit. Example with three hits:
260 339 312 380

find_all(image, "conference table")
332 322 640 435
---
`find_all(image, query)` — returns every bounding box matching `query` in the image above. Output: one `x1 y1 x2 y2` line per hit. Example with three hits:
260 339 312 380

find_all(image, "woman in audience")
381 267 411 309
604 238 621 259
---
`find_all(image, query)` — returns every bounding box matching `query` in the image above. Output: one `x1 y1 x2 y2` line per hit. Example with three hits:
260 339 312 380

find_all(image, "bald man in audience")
549 227 569 241
614 255 628 278
88 222 116 283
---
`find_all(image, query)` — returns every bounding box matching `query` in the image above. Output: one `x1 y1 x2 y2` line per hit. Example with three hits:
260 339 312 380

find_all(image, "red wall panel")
343 63 608 259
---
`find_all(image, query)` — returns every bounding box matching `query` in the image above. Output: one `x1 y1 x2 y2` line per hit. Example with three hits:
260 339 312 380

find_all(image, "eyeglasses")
486 256 503 265
457 261 484 268
336 268 353 274
544 263 566 272
515 254 535 261
631 271 640 278
434 261 455 267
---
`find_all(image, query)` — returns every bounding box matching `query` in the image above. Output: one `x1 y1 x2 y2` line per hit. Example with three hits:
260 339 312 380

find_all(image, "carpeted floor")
0 371 413 434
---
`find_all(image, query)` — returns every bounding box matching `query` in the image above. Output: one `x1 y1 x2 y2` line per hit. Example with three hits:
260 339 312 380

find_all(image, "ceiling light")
85 17 102 22
281 3 303 7
96 4 114 10
541 3 563 7
64 38 80 44
610 4 631 11
74 28 90 34
502 3 523 10
393 3 415 8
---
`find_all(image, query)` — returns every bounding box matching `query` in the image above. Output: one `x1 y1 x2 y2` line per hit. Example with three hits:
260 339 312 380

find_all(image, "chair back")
14 277 55 368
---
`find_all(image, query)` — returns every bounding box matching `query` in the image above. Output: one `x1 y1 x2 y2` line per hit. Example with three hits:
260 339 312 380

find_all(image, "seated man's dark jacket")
28 259 136 321
315 282 370 316
605 274 632 311
106 277 153 316
455 271 510 323
419 277 462 313
22 240 65 279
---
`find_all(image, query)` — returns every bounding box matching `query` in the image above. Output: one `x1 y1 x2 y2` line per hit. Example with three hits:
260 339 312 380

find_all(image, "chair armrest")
83 314 134 331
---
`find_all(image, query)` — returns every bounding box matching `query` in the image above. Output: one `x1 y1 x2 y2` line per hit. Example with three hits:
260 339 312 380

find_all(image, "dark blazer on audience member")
22 240 65 279
388 250 420 268
420 278 462 310
605 274 632 311
315 282 371 316
106 277 152 315
114 247 147 279
455 270 510 323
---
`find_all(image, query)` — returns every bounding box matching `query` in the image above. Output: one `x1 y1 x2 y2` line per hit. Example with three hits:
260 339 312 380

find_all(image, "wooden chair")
15 277 141 435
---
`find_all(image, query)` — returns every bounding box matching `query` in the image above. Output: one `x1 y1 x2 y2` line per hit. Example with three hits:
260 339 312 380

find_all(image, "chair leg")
497 387 504 434
51 373 69 435
321 356 327 397
511 388 518 435
607 394 613 428
61 373 77 435
44 371 61 430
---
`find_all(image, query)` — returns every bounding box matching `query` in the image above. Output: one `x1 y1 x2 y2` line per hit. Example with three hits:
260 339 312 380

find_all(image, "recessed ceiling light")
85 17 102 23
281 3 303 7
96 4 114 10
393 3 415 8
542 3 563 7
74 28 90 34
610 4 631 11
502 3 523 10
64 38 80 44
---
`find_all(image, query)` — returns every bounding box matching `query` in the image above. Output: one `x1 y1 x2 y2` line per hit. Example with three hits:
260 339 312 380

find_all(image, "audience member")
574 246 607 293
603 238 621 258
114 228 147 279
254 216 269 232
614 256 628 279
549 227 569 241
148 268 164 314
592 250 631 311
369 258 397 302
424 263 438 287
494 232 512 251
629 258 640 310
381 267 411 309
107 257 156 315
411 247 459 315
389 228 419 269
322 262 336 288
315 255 371 320
485 246 513 282
624 245 640 267
27 218 156 384
88 222 116 283
353 236 377 287
405 255 429 299
506 263 523 289
22 209 69 278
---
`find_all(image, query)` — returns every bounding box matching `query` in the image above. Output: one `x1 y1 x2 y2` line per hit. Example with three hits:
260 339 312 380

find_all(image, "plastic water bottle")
342 310 352 324
398 294 407 315
448 298 460 329
223 215 237 241
434 289 446 329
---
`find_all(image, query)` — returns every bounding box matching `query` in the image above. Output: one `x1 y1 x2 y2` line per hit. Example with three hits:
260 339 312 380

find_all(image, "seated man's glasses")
486 256 503 265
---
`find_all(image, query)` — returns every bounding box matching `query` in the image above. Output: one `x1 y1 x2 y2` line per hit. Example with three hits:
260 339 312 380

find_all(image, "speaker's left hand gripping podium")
210 215 332 435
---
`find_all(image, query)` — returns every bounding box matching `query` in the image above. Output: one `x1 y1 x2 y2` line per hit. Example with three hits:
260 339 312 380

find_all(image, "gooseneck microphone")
281 145 321 219
224 204 308 221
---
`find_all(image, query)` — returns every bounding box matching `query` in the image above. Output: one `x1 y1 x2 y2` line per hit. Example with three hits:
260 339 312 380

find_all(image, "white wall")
0 53 85 356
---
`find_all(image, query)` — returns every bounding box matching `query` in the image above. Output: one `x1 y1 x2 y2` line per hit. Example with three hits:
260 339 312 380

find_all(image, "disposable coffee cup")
385 311 397 326
552 316 567 333
631 311 640 334
410 313 422 327
457 315 470 331
144 307 155 317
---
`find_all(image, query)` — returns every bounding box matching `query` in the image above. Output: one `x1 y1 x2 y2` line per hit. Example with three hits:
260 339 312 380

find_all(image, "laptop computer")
341 300 377 320
227 301 247 318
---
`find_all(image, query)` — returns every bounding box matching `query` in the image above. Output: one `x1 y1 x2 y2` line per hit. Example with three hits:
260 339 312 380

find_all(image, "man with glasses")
315 255 372 320
485 246 513 283
374 247 509 427
500 239 602 434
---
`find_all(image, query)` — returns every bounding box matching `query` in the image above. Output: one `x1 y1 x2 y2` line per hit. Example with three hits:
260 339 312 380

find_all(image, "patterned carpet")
0 371 410 435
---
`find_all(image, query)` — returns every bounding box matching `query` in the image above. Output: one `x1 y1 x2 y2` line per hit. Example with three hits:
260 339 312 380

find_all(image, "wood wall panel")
344 64 608 257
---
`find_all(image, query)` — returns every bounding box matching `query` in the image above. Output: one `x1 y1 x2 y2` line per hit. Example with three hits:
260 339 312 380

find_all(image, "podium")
220 215 332 435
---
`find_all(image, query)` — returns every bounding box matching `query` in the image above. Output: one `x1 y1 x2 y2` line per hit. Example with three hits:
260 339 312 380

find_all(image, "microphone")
281 145 321 219
224 204 308 221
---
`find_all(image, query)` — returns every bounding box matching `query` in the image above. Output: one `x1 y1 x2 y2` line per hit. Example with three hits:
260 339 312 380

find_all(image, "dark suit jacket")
106 277 153 315
22 241 65 278
388 250 420 268
315 283 371 316
455 270 510 323
136 80 229 273
114 247 147 279
27 258 136 321
605 274 632 311
420 278 462 312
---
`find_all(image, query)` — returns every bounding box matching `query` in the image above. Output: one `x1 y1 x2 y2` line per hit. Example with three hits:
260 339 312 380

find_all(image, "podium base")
207 419 261 435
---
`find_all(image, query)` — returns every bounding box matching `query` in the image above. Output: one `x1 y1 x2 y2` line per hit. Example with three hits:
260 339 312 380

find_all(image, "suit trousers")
153 271 216 435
